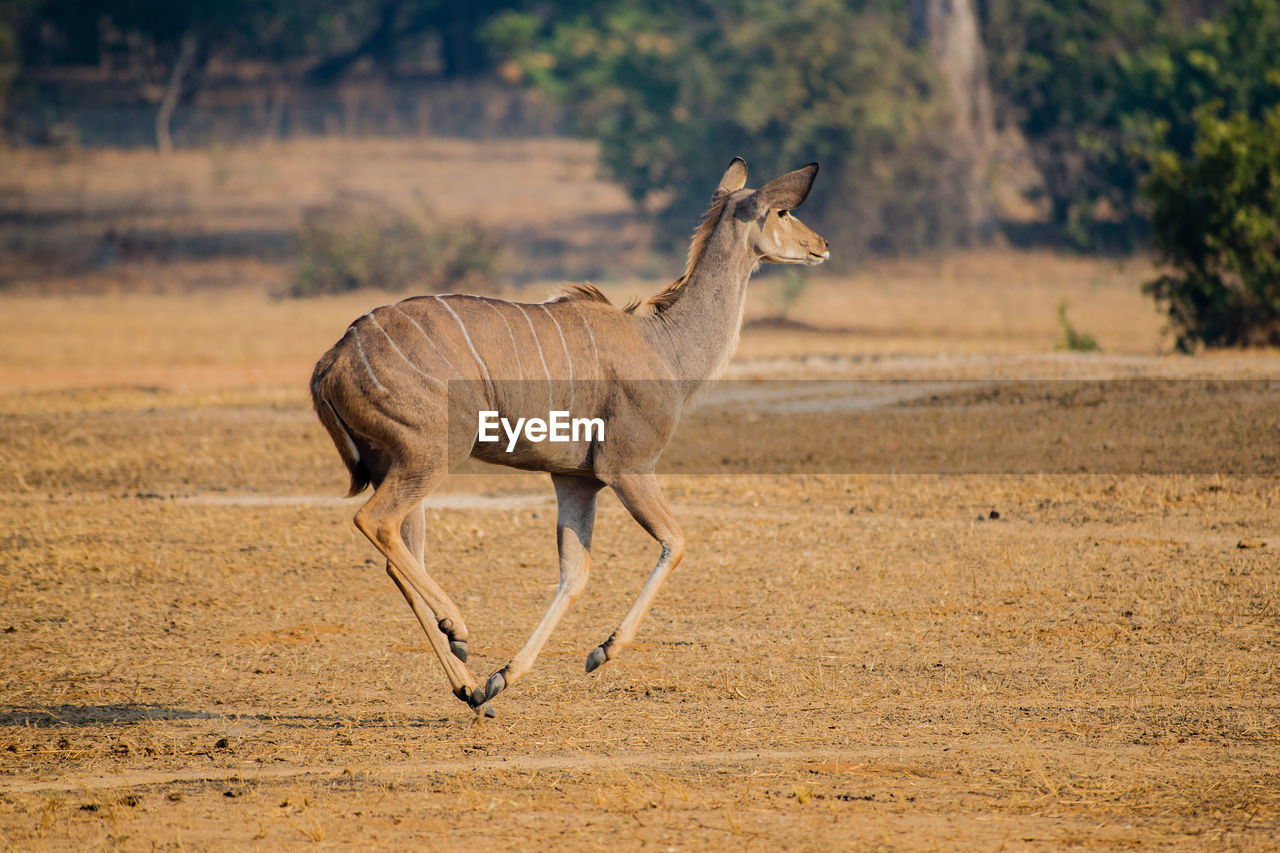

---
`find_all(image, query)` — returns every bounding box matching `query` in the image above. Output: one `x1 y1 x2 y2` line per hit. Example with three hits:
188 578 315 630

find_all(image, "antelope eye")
778 210 790 218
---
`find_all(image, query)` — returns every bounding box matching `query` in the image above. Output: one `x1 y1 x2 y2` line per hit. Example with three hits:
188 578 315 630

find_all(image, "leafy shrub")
985 0 1280 249
291 196 503 297
1143 107 1280 351
1054 301 1100 352
485 1 965 258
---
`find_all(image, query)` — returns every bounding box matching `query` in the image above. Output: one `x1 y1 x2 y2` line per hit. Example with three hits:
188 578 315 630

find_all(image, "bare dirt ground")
1 140 1278 851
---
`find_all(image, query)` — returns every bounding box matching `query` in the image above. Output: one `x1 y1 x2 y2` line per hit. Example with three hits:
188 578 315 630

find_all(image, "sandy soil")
1 140 1278 851
2 291 1277 851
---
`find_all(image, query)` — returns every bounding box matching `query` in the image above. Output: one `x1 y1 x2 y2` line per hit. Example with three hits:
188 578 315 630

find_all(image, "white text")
477 410 604 452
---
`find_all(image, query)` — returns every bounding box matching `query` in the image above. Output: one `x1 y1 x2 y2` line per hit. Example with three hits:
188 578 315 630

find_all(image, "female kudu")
311 157 828 712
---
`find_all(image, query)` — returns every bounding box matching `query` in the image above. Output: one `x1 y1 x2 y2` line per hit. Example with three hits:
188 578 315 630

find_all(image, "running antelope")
311 158 828 713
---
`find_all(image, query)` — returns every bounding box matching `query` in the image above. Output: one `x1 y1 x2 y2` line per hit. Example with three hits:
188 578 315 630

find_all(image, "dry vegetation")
0 138 648 291
1 139 1278 851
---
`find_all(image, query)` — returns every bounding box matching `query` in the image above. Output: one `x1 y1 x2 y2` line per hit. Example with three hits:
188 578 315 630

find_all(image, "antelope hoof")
585 645 608 673
449 639 468 662
483 671 507 703
468 685 488 709
481 703 496 719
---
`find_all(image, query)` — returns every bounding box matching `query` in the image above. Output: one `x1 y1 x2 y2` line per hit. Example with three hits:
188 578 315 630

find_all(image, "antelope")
310 157 828 713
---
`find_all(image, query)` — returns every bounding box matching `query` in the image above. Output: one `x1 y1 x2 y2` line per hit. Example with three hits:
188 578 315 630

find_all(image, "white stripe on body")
367 310 446 390
391 304 467 381
435 296 496 401
514 304 554 412
352 324 387 393
479 299 526 381
565 302 601 382
538 304 575 413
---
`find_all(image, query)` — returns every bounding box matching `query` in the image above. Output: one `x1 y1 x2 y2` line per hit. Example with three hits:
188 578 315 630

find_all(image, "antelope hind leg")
354 469 481 710
401 503 469 662
396 504 492 715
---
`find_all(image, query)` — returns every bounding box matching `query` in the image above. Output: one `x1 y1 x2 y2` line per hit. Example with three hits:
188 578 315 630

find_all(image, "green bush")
291 196 503 297
1054 300 1100 352
985 0 1280 249
1143 106 1280 350
485 0 962 258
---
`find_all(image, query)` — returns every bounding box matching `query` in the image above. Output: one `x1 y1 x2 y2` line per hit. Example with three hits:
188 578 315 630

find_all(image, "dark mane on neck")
546 282 641 313
632 191 731 315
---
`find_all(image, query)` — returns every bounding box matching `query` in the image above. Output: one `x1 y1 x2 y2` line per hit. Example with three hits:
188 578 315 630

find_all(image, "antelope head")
717 158 830 266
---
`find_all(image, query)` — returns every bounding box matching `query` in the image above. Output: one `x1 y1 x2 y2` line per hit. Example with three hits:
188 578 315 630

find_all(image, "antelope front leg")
586 472 685 673
473 474 602 707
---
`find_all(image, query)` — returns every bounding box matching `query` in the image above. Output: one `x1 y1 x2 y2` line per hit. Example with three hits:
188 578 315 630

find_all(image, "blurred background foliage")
484 0 950 255
985 0 1280 250
1143 105 1280 350
291 194 505 297
4 0 1279 344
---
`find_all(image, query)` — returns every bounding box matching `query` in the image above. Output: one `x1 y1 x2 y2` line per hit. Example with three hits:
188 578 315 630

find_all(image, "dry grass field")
1 140 1278 851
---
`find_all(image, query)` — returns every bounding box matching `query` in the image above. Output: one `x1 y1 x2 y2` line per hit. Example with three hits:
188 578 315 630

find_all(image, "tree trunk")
156 35 198 154
262 78 289 144
307 1 403 84
910 0 997 245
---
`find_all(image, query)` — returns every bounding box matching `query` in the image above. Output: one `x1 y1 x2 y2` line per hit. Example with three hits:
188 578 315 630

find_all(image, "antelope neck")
642 219 758 394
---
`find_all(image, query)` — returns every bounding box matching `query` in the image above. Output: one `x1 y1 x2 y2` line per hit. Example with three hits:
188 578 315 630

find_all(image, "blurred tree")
19 0 342 147
0 1 30 126
13 0 1279 269
486 0 970 258
305 0 528 83
983 0 1280 248
18 0 538 83
1144 106 1280 350
983 0 1169 246
12 0 544 144
910 0 997 244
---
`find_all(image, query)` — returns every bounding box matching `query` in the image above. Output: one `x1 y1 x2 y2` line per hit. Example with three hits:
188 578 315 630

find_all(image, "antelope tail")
311 382 371 498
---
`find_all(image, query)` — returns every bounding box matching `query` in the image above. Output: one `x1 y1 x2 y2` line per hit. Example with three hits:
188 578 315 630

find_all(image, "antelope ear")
756 162 819 210
716 157 748 194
